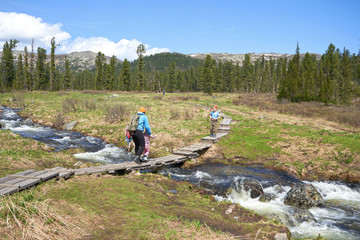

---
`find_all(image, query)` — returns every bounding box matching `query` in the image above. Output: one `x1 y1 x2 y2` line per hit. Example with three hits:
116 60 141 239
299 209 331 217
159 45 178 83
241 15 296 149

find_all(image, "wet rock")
290 208 316 223
273 184 285 193
21 118 34 126
259 193 276 202
225 204 236 214
274 232 288 240
0 122 4 129
65 121 78 131
234 178 264 198
284 183 323 209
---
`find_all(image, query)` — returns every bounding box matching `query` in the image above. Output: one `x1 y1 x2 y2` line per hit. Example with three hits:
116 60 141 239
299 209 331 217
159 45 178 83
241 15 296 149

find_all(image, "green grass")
218 116 284 160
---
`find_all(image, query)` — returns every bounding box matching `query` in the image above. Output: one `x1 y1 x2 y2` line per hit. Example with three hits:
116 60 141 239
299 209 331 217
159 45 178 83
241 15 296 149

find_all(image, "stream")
1 106 359 239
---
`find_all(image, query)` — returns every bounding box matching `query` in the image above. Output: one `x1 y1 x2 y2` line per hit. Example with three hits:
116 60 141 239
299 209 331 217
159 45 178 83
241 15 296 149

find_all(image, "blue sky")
0 0 359 60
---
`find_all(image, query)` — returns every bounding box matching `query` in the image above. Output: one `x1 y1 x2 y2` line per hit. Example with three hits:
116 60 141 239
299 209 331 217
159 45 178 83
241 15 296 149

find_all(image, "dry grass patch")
0 192 87 240
233 93 360 129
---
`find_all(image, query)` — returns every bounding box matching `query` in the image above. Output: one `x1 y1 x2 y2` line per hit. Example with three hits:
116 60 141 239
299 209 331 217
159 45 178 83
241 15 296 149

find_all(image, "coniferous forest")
1 39 360 104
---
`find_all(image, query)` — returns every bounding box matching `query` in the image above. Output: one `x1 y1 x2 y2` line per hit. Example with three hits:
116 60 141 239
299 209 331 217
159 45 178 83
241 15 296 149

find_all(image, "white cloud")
62 37 170 61
0 11 71 49
0 11 169 61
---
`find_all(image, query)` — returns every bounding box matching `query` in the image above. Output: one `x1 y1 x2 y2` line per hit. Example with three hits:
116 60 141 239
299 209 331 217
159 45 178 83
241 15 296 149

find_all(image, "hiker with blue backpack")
127 107 152 163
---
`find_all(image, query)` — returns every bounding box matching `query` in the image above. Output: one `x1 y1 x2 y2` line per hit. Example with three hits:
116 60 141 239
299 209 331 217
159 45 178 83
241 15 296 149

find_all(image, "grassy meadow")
1 90 360 239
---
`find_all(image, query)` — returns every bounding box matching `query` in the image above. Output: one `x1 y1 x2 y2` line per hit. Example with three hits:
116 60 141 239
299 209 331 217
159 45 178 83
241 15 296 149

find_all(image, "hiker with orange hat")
132 107 152 163
209 105 220 137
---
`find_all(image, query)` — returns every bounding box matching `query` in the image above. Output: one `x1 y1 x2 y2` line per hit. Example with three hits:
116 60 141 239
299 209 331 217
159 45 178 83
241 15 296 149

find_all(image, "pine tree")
339 48 353 104
64 56 71 90
24 46 31 91
36 47 47 90
167 62 176 93
95 52 105 90
1 39 18 91
120 59 131 91
202 55 214 95
29 39 35 90
136 44 146 90
50 37 57 91
242 53 253 92
15 54 24 90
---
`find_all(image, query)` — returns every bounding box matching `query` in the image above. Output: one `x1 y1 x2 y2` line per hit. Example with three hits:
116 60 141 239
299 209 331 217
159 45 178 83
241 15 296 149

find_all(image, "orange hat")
139 107 146 113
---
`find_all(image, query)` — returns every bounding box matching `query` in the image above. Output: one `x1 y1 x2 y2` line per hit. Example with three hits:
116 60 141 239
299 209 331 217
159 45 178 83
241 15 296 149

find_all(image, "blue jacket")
137 112 152 135
210 110 220 120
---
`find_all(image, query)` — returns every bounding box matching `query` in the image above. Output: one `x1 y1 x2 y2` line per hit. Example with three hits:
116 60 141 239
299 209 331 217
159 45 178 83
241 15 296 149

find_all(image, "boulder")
259 193 276 202
0 122 4 129
234 178 264 198
21 118 34 126
290 208 316 223
65 121 78 131
284 183 323 208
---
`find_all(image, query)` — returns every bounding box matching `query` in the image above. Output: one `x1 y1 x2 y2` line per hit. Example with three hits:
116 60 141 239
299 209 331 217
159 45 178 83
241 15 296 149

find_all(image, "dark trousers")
132 129 145 157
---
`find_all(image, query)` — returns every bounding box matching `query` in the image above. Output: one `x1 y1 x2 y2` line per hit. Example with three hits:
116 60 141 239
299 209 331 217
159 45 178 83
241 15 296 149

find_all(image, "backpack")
128 114 140 132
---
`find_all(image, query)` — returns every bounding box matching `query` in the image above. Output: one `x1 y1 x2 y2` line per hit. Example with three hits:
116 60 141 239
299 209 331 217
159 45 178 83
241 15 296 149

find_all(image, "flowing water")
0 106 135 163
1 106 359 239
159 164 360 239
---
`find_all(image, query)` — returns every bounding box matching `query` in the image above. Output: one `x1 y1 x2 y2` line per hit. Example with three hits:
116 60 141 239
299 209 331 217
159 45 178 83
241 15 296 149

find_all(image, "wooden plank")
8 175 42 180
0 187 19 196
220 118 232 126
0 183 19 188
0 169 37 184
173 150 198 157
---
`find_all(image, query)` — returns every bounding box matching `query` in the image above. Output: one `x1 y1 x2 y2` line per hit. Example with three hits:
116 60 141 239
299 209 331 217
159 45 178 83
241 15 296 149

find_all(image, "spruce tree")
50 37 57 91
24 46 31 91
95 52 105 90
339 48 353 104
36 47 47 90
1 39 18 91
167 62 176 93
136 44 146 90
202 55 214 95
120 59 131 91
15 54 24 90
64 56 71 90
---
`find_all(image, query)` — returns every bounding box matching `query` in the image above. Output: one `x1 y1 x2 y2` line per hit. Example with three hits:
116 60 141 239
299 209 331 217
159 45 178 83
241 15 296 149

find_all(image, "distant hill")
2 50 121 71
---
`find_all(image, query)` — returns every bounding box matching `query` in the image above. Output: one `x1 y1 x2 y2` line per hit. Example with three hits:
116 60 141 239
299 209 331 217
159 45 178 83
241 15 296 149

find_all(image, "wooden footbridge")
1 113 232 197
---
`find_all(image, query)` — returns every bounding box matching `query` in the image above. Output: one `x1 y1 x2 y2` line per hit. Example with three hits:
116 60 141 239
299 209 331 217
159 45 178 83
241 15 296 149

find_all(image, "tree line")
1 38 359 104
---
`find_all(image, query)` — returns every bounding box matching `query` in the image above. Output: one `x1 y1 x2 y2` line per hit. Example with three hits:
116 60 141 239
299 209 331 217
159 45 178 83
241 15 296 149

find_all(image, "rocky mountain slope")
188 52 322 65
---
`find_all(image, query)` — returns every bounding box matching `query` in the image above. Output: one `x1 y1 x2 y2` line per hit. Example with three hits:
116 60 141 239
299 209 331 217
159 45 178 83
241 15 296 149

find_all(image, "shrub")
104 103 127 123
169 109 180 120
62 98 80 113
82 99 97 111
52 112 66 129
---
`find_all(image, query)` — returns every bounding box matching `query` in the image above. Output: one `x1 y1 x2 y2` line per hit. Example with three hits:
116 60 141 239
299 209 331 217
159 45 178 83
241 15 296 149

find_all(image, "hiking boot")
142 156 148 161
134 156 142 164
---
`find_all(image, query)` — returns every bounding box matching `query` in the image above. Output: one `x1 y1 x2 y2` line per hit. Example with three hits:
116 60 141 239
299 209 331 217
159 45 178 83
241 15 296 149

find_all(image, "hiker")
132 107 152 162
142 132 156 161
209 105 220 137
124 125 134 153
